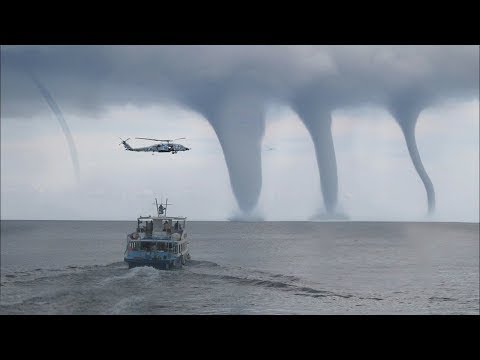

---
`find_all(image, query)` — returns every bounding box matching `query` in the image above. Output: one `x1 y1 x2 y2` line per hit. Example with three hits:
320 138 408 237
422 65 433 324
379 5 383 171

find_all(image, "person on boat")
163 221 171 234
174 221 179 231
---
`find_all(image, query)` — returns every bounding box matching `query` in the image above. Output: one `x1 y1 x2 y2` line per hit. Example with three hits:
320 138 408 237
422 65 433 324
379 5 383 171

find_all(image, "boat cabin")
126 215 188 255
136 216 186 238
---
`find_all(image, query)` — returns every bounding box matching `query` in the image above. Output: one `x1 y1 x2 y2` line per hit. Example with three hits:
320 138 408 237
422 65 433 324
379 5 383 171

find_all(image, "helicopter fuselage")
122 140 189 154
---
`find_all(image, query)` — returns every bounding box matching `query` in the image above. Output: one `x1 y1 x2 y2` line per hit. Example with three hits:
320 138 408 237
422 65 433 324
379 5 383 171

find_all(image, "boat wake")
108 296 145 314
1 259 384 314
186 261 360 301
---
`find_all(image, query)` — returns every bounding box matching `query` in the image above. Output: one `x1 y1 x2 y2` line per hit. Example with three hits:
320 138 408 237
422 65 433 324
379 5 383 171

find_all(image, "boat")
124 198 191 270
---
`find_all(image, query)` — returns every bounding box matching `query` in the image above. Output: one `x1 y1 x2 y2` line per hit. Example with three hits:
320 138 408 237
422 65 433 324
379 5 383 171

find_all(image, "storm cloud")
1 45 478 217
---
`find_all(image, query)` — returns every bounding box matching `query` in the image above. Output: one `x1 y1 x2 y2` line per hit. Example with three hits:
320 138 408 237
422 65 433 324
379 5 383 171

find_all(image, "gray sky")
1 46 478 221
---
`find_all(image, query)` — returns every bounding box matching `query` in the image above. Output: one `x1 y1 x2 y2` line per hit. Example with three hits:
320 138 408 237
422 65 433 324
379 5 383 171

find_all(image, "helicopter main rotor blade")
136 137 171 142
174 137 186 141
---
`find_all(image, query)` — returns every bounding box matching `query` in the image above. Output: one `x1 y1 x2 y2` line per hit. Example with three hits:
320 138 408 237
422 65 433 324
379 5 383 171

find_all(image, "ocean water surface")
1 221 478 314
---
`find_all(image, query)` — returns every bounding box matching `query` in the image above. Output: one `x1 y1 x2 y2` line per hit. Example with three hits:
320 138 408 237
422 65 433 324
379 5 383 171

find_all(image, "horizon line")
0 218 478 224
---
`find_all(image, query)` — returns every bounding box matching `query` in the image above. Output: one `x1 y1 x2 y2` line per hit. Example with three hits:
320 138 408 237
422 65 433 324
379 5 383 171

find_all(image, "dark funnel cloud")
291 102 338 215
189 91 265 214
388 91 435 213
28 72 81 183
288 68 371 218
1 46 478 218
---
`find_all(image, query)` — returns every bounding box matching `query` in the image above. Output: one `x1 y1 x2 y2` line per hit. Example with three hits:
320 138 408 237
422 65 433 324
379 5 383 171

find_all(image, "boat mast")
155 197 171 217
164 198 171 217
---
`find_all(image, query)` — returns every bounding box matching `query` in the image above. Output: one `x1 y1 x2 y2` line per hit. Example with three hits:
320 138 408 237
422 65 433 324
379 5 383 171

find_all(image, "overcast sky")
1 46 478 221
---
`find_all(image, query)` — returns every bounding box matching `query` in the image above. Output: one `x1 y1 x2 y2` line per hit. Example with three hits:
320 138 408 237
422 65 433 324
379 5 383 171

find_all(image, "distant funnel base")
228 210 264 222
309 212 350 221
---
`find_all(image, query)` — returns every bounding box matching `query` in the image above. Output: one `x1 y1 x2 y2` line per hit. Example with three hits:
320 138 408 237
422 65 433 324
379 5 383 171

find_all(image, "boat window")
145 222 153 237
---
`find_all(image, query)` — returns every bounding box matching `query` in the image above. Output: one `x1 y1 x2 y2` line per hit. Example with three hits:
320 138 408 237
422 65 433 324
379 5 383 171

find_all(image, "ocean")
1 220 478 314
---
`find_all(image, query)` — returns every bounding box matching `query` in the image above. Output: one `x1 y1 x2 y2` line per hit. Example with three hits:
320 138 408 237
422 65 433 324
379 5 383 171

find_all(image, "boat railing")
127 232 186 244
126 242 177 253
128 230 185 241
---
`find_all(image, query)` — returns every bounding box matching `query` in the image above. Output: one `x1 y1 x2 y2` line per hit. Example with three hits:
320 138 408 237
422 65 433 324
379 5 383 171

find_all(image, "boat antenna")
164 198 172 217
155 198 159 217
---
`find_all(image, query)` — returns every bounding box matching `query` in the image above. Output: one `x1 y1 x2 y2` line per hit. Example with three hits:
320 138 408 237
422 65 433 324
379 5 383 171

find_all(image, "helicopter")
119 137 190 154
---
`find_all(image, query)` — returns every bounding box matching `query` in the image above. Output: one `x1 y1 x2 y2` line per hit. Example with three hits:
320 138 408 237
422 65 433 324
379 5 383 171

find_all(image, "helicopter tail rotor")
118 137 131 145
118 137 133 151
